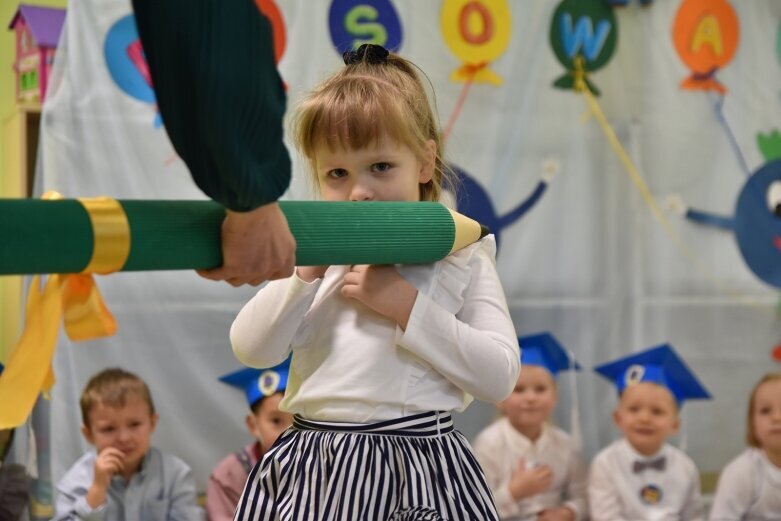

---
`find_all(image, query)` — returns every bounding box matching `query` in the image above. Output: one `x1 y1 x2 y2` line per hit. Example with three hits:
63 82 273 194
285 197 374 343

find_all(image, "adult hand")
507 458 553 500
537 507 575 521
341 265 417 329
198 203 296 286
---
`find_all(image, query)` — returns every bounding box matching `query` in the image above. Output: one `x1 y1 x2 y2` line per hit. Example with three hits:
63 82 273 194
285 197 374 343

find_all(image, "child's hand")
537 506 575 521
93 447 124 486
341 265 417 329
87 447 125 508
297 266 329 282
508 458 553 500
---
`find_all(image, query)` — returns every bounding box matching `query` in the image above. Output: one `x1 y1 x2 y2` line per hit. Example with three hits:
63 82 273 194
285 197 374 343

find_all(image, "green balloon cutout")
549 0 617 96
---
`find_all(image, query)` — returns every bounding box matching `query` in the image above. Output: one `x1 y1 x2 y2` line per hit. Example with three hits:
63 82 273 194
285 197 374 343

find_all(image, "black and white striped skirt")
233 411 499 521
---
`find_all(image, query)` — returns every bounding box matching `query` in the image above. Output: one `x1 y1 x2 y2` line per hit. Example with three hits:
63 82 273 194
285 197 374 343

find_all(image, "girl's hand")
341 265 417 329
508 458 553 500
297 266 329 282
537 507 575 521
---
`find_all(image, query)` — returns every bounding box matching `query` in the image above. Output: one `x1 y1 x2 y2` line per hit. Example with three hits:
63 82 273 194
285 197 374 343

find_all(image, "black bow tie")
633 456 666 473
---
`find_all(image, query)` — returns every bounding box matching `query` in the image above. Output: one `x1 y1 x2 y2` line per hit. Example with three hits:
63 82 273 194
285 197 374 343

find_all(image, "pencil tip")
479 225 490 239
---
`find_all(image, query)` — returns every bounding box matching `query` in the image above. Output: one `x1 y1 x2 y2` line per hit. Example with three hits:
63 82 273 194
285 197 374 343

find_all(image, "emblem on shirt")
639 484 663 505
258 370 280 396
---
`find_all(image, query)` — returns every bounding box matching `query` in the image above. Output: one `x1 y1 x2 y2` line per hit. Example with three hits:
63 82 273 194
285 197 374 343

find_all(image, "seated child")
709 372 781 520
474 333 587 521
206 360 293 521
54 368 203 521
589 344 710 521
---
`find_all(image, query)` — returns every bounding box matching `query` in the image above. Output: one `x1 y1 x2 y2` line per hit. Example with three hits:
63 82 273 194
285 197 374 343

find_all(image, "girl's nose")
349 181 373 201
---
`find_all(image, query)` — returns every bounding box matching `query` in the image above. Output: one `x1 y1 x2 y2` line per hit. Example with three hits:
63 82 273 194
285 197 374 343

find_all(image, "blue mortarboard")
594 344 711 405
218 358 290 408
519 333 581 377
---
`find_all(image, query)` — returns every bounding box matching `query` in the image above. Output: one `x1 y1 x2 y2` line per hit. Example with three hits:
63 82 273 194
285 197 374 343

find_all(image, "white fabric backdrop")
39 0 781 494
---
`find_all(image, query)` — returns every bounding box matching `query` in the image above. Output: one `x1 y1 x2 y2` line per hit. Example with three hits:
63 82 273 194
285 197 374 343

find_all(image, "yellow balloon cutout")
441 0 511 85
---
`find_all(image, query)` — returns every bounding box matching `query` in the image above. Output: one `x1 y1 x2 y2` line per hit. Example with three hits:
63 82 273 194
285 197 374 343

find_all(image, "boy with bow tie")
588 344 710 521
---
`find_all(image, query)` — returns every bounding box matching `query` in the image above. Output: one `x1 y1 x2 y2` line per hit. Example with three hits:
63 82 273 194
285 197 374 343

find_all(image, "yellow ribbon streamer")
0 192 127 428
571 57 767 307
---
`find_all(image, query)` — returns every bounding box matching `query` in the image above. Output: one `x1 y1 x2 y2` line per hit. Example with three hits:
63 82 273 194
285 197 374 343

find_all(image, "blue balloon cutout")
329 0 403 55
453 165 549 252
734 160 781 287
104 15 156 104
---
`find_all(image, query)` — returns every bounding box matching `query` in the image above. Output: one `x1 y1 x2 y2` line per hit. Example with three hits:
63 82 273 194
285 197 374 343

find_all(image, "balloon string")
573 67 769 309
443 73 475 144
711 93 751 177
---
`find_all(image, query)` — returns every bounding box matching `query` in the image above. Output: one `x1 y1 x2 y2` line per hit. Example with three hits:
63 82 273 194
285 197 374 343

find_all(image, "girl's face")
753 379 781 453
498 365 557 434
314 135 435 202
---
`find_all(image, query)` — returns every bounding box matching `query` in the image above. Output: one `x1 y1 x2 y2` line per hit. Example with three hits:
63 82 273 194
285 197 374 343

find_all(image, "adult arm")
131 0 295 284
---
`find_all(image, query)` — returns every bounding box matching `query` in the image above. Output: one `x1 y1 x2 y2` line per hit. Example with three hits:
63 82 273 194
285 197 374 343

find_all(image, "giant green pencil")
0 199 488 275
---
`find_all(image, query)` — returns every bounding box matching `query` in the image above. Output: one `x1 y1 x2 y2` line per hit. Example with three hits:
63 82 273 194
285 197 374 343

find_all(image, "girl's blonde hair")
746 372 781 447
292 47 454 202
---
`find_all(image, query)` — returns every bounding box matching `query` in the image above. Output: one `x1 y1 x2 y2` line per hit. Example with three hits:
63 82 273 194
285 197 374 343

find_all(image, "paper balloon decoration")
441 0 511 85
254 0 286 64
328 0 403 55
104 15 160 127
683 132 781 288
453 162 554 251
549 0 617 96
672 0 739 94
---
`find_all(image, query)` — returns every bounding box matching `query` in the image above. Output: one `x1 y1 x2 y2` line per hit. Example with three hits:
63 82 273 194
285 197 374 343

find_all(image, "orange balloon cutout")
441 0 511 85
255 0 287 64
673 0 739 94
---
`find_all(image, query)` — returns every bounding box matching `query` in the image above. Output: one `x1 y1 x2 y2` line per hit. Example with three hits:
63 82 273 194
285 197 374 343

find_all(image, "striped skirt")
233 411 499 521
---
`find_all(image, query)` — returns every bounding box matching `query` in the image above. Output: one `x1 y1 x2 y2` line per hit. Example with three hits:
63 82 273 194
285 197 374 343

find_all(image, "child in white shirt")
230 44 519 521
474 333 587 521
710 372 781 520
589 344 710 521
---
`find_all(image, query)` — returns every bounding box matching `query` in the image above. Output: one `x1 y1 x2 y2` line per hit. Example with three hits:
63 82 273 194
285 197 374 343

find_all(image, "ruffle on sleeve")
426 235 497 315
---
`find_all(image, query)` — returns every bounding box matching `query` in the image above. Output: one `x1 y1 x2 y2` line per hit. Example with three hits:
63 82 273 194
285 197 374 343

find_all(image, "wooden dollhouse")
8 4 66 105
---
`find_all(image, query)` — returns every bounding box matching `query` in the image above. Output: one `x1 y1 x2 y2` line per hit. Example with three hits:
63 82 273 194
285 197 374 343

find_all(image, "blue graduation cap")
219 358 290 408
594 344 711 405
519 332 580 377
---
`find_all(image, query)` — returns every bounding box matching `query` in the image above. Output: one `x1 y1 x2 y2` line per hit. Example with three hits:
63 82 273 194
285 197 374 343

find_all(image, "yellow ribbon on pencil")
0 191 129 428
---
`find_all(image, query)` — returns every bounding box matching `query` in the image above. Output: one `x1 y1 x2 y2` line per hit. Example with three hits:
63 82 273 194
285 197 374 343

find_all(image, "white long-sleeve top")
473 419 588 521
709 448 781 521
588 439 704 521
230 235 520 423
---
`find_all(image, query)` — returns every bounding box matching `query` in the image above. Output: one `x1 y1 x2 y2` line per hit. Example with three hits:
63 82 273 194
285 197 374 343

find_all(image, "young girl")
473 333 587 521
229 44 520 521
709 373 781 520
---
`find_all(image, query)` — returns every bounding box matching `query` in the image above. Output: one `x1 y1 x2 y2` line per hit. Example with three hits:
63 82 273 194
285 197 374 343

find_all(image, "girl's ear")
418 139 436 184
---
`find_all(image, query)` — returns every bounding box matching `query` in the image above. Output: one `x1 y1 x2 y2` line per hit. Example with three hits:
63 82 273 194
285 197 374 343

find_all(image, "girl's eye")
327 169 347 179
372 162 392 173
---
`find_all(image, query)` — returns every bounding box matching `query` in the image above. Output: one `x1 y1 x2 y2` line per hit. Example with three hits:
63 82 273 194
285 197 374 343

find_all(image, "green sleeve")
131 0 291 211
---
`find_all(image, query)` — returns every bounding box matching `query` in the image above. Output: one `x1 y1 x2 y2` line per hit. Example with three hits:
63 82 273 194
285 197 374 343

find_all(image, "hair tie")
343 44 390 66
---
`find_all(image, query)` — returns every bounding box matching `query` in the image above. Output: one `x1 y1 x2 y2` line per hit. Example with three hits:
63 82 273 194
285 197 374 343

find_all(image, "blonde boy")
589 344 710 521
55 368 202 521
